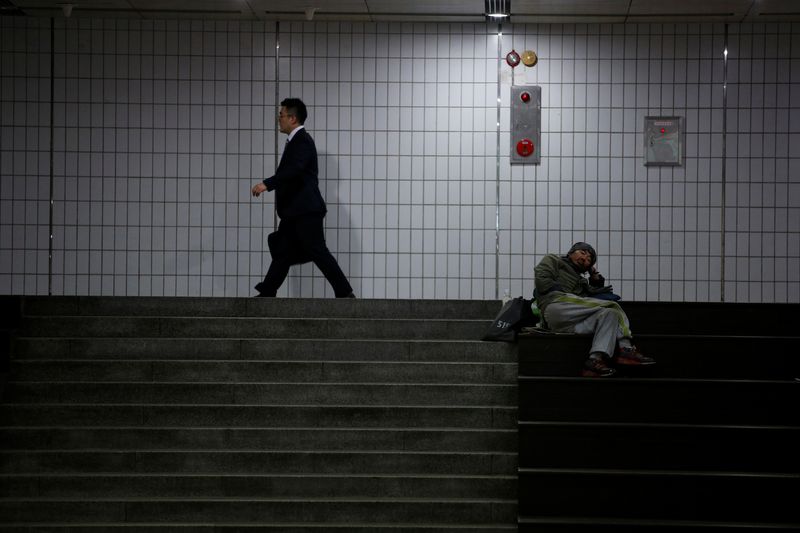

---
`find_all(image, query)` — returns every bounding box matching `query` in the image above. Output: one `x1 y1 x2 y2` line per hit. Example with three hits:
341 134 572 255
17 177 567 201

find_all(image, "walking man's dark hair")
281 98 307 124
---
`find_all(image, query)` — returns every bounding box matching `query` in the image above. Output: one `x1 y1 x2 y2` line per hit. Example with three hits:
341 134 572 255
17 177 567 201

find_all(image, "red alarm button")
520 91 531 103
516 139 534 157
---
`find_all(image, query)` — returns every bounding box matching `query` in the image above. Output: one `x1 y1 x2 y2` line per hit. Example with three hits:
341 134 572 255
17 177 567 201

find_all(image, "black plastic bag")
483 296 526 342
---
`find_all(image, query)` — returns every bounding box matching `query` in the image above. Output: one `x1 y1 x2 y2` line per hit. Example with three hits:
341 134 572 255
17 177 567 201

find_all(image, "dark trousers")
257 214 352 297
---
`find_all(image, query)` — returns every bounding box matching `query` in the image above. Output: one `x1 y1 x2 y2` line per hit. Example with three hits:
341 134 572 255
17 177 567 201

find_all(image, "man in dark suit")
251 98 354 298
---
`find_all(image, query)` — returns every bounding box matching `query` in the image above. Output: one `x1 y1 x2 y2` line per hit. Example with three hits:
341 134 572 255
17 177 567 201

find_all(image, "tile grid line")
2 20 798 300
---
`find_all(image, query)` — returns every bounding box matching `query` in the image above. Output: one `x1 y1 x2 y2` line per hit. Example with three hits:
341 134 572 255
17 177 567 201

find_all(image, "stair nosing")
517 376 799 384
518 466 800 478
517 515 800 528
0 402 517 408
0 473 518 481
517 420 800 430
0 426 517 432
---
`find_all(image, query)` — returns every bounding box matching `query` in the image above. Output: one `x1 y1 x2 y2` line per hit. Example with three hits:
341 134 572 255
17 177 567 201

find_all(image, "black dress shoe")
253 282 274 297
338 292 356 299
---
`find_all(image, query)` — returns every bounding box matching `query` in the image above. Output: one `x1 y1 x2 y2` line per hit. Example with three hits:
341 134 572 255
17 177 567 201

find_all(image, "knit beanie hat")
567 242 597 266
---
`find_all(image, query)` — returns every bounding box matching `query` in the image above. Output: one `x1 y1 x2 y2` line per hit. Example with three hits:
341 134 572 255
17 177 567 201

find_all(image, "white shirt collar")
287 125 305 142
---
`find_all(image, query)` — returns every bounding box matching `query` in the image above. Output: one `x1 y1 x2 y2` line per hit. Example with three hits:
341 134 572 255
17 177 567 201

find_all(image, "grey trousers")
543 294 634 357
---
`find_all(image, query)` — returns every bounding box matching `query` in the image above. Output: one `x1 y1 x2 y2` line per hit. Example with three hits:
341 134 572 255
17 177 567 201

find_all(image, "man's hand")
251 182 267 197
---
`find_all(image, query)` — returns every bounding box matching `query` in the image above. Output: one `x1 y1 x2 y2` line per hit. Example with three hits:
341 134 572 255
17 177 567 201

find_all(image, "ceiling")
1 0 799 23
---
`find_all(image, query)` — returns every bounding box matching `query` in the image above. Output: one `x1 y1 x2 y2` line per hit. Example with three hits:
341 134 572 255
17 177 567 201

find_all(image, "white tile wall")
1 18 798 301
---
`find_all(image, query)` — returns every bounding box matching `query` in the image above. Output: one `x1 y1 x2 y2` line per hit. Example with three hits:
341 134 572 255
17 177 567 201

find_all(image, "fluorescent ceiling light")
485 0 511 19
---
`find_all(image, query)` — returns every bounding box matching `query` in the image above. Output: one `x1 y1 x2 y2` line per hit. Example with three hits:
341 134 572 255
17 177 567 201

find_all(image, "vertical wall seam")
274 21 280 232
495 23 503 300
48 18 55 296
721 23 728 302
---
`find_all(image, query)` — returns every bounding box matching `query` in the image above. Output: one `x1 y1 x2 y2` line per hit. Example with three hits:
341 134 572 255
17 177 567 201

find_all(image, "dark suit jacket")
263 128 327 219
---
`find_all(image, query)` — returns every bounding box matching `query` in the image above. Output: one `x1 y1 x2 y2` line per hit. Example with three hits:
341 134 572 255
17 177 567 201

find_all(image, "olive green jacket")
533 253 606 312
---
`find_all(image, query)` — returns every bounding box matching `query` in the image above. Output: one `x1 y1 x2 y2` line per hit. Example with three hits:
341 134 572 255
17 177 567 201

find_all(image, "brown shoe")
616 346 656 366
580 357 616 377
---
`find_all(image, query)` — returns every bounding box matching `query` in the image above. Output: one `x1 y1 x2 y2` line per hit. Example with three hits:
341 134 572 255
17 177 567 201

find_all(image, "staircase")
517 301 800 532
0 296 517 531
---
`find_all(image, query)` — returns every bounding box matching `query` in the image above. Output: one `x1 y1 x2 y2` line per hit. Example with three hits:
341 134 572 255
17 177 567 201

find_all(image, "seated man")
533 242 655 377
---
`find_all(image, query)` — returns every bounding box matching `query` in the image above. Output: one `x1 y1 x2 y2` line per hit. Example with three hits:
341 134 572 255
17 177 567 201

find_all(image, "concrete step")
17 316 490 341
0 473 517 499
518 377 799 425
0 450 517 475
0 498 517 525
518 333 800 379
0 427 517 452
0 404 518 429
1 295 516 531
514 301 800 532
518 517 798 532
518 468 798 523
3 382 516 406
7 360 517 384
10 338 516 362
0 525 518 532
518 421 800 473
12 298 799 333
619 301 800 336
19 296 502 320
